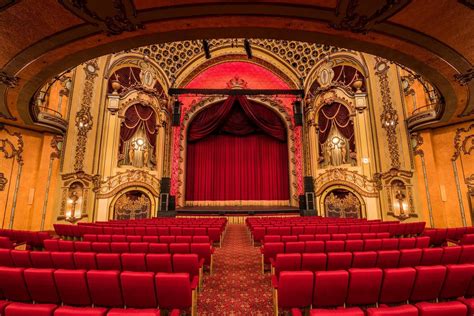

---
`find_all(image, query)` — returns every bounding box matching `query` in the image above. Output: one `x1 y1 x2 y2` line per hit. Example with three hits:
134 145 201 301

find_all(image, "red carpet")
198 224 273 315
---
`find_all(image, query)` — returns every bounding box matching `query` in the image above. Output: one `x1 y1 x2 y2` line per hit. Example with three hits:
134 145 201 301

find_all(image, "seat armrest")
290 308 302 316
199 258 205 268
191 276 199 290
271 275 279 289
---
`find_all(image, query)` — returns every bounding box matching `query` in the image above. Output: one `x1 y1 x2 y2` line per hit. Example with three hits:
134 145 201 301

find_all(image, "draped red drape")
186 96 290 201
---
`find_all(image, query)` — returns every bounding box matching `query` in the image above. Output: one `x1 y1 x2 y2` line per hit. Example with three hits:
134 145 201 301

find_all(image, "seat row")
423 227 474 246
0 267 196 315
262 233 390 243
272 264 474 314
81 234 210 243
251 222 425 242
291 302 471 316
55 224 225 240
0 229 51 249
268 246 474 275
44 240 213 255
260 237 431 262
0 249 210 277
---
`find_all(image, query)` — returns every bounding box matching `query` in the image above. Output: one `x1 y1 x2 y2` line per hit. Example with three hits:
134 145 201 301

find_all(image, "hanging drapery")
318 102 355 166
119 104 157 168
186 96 290 204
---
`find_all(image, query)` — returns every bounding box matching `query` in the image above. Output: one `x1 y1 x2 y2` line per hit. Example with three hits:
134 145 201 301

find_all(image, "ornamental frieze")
314 168 379 197
93 169 161 199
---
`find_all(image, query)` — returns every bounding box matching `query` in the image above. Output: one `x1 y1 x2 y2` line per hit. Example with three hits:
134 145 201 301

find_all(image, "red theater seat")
304 241 325 253
110 242 129 254
24 268 60 304
441 246 462 264
420 248 443 265
58 240 75 252
0 267 31 302
121 253 147 272
91 242 110 253
146 254 173 273
74 252 97 270
439 264 474 300
54 306 108 316
155 273 193 311
352 251 377 268
364 239 382 251
129 242 149 253
376 250 400 268
410 265 447 302
176 236 192 243
172 254 201 289
149 243 168 253
309 308 364 315
382 238 399 250
169 243 190 254
312 270 349 308
0 249 13 267
346 268 383 306
273 253 301 277
345 240 363 252
325 241 345 252
96 253 121 271
107 309 162 316
111 235 127 242
398 249 422 267
10 250 32 268
282 236 298 243
143 236 159 243
51 252 75 269
327 252 352 270
274 271 313 313
192 236 209 243
460 245 474 263
4 303 57 316
121 272 157 308
30 251 54 268
416 301 467 316
379 267 416 305
398 238 417 249
54 269 91 306
285 242 305 253
75 241 92 252
43 240 59 251
301 253 327 271
366 305 418 316
87 270 123 308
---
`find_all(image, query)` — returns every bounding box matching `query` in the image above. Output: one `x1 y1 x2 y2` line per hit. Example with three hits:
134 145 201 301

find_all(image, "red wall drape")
185 96 290 201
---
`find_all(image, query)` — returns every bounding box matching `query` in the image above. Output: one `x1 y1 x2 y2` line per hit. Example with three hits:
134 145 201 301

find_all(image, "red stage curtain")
186 96 289 201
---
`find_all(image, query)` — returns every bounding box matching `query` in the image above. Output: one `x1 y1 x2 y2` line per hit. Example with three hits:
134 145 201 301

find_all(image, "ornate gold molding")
452 123 474 161
410 132 424 157
74 59 99 171
0 173 7 191
0 124 24 164
466 174 474 195
314 168 379 198
93 169 161 199
58 171 94 220
374 57 401 169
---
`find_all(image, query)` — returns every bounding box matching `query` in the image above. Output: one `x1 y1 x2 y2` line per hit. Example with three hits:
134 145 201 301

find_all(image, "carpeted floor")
197 224 273 315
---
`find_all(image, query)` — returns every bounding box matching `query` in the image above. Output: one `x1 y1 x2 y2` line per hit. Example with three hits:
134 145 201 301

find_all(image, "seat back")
51 252 75 269
0 248 13 267
91 242 111 253
441 246 462 264
277 271 313 309
172 254 200 279
96 253 122 271
54 269 91 306
24 268 60 304
460 245 474 263
304 241 324 253
398 238 416 249
274 253 301 277
439 264 474 299
75 241 92 252
325 240 345 252
43 239 59 251
345 240 363 252
11 250 32 268
398 249 422 268
327 252 352 270
263 242 284 263
149 243 168 253
346 268 383 305
301 253 327 271
121 253 147 272
285 242 305 253
420 248 443 266
313 270 349 308
410 265 447 302
155 273 192 309
146 254 173 273
87 270 123 307
169 243 190 254
0 267 30 301
110 242 130 254
121 271 157 308
364 239 382 251
73 252 97 270
352 251 377 268
376 250 400 268
190 243 212 265
379 267 416 304
30 251 53 268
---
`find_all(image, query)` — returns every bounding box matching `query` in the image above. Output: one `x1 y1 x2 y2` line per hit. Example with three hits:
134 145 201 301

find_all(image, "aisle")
198 224 273 315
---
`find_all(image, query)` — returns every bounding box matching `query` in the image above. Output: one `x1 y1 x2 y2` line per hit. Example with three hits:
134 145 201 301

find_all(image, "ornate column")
353 89 371 176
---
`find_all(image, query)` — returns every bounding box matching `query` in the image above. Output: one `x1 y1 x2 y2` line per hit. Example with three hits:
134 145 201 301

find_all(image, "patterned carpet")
198 224 273 316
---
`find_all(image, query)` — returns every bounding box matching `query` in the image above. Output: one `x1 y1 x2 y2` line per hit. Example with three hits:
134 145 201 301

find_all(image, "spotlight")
202 40 211 59
244 39 252 59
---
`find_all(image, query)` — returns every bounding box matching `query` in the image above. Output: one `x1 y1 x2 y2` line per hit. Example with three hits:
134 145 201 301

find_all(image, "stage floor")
176 206 300 215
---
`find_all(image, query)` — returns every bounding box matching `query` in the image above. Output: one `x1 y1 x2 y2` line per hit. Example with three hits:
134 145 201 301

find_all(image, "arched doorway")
111 189 153 220
321 187 365 219
185 95 290 206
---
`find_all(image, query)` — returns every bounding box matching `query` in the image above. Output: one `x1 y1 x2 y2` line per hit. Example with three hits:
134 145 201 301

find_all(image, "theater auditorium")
0 1 473 315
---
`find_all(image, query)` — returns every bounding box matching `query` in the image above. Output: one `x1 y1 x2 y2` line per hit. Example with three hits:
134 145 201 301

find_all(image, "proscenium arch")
178 96 298 208
3 16 470 126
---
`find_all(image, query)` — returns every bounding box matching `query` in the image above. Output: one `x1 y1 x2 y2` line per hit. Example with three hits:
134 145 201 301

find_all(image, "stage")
175 206 300 215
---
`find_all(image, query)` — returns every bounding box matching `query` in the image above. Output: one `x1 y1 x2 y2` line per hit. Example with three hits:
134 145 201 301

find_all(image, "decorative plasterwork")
454 68 474 86
374 57 401 169
314 168 379 198
452 123 474 161
59 0 143 36
0 173 6 191
374 168 416 220
331 0 411 34
93 169 161 199
50 135 64 160
58 171 93 220
117 90 168 118
0 70 19 88
311 89 356 114
466 174 474 195
410 132 424 157
0 124 24 164
73 59 98 172
176 95 299 206
130 39 350 80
